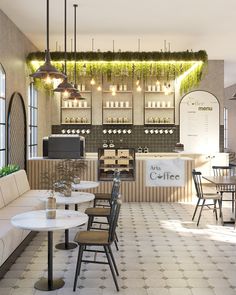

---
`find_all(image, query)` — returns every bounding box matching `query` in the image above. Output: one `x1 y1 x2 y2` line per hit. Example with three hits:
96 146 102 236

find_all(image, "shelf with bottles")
98 148 135 181
61 107 91 109
145 115 174 125
145 107 175 109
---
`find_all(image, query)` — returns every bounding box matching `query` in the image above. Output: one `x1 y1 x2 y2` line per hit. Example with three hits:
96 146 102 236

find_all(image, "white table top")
72 180 99 190
40 191 95 205
11 209 88 232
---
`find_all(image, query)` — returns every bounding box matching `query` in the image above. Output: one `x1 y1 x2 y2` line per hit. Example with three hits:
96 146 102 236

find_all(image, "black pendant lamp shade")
54 0 77 95
230 92 236 100
30 0 65 81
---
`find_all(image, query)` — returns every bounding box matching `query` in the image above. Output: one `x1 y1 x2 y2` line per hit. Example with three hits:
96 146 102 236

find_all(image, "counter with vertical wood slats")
27 156 194 202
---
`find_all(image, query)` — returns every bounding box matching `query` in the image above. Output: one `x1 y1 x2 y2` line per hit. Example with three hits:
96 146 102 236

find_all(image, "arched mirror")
7 92 27 169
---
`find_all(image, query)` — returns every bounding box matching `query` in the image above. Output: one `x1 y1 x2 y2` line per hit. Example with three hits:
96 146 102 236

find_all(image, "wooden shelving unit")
98 148 135 181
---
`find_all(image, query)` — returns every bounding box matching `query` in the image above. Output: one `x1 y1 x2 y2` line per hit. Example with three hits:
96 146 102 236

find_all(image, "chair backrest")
110 178 121 204
113 169 121 181
212 166 234 177
192 169 204 199
212 165 235 191
108 199 122 243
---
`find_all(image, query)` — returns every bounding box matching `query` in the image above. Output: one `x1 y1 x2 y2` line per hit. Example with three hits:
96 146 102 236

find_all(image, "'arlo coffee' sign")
146 159 185 187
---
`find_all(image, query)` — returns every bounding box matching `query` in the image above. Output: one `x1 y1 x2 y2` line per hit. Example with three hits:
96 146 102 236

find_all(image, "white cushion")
22 190 48 198
13 170 30 195
0 174 19 205
0 220 26 265
9 197 43 210
0 185 5 209
0 206 35 220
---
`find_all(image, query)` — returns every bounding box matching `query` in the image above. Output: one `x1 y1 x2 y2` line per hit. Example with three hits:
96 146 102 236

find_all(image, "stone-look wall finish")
0 10 50 158
224 84 236 152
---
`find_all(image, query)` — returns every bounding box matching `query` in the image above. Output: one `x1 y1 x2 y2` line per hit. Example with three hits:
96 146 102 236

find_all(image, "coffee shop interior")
1 0 236 294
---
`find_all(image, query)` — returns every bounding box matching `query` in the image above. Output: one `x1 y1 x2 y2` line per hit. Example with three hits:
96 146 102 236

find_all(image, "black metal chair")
85 178 121 250
73 199 122 292
192 169 223 226
212 165 236 213
93 170 121 207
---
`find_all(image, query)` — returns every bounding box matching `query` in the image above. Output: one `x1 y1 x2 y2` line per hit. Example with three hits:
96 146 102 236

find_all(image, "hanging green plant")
27 50 207 93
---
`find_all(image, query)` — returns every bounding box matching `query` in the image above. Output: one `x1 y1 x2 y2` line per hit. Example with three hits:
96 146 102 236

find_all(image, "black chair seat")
85 207 110 217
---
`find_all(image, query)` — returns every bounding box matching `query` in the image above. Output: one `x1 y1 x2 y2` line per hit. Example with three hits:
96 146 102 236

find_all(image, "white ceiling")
1 0 236 87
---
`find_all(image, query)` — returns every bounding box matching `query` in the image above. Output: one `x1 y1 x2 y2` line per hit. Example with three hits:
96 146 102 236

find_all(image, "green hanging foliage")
27 50 207 93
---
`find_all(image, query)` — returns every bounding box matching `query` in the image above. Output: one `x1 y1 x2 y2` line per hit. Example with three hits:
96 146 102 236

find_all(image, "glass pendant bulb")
137 85 142 92
90 78 96 85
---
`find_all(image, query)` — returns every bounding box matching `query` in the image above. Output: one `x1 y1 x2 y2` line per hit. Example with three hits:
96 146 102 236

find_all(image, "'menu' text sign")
146 158 185 187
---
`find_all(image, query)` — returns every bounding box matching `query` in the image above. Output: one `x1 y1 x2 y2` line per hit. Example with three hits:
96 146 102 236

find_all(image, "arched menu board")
180 90 219 153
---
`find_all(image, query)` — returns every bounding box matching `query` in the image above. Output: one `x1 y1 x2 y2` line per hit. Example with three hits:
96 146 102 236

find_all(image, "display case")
98 148 135 181
144 79 175 125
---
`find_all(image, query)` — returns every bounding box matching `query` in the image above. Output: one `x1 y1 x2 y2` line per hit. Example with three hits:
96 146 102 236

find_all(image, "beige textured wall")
175 60 224 124
51 60 224 126
224 84 236 152
0 9 50 157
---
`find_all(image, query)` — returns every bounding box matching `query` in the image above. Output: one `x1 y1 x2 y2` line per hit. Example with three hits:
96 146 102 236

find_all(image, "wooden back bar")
27 158 194 202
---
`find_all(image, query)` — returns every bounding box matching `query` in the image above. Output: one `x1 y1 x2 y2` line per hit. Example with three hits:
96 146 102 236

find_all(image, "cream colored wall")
51 60 224 126
175 60 224 124
224 83 236 152
0 9 51 157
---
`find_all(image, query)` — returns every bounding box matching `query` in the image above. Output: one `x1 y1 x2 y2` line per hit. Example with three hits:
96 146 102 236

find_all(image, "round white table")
11 209 88 291
72 180 99 191
72 181 99 211
40 192 95 250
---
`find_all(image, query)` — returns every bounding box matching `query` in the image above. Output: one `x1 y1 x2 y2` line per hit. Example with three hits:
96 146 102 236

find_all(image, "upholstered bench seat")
0 170 45 270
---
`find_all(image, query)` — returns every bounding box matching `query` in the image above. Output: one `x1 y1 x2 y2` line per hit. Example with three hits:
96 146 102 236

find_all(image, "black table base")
34 277 64 291
35 231 65 291
55 204 78 250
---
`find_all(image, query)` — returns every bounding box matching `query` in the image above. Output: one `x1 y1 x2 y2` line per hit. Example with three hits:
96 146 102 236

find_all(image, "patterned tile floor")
1 201 236 295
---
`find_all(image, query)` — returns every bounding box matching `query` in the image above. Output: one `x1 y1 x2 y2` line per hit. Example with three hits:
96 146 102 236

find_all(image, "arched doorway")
7 92 27 169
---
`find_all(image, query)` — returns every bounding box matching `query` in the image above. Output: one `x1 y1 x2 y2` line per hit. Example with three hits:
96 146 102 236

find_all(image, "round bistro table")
11 209 88 291
40 191 94 250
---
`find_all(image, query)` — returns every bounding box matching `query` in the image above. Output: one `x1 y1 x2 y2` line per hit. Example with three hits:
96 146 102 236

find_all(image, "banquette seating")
0 170 46 271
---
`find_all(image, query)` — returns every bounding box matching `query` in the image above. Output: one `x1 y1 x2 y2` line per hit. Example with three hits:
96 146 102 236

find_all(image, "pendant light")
230 92 236 100
54 0 77 98
30 0 66 83
69 3 85 100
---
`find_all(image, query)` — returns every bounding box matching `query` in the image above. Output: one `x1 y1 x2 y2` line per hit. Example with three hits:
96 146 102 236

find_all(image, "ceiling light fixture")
230 92 236 100
30 0 66 83
69 3 85 100
54 0 77 98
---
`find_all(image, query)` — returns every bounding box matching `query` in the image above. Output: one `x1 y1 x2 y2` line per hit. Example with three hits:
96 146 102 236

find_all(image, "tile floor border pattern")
0 202 236 294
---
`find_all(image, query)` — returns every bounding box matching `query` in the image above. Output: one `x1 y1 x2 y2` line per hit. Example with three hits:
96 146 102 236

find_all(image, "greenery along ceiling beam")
27 50 208 93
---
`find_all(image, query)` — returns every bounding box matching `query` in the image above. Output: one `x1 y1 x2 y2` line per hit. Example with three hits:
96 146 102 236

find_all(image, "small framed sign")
146 158 185 187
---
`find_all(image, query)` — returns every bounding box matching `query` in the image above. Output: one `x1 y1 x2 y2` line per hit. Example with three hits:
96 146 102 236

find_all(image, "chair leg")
214 200 218 221
115 232 119 242
114 239 119 251
232 192 235 213
87 215 94 230
197 199 205 226
218 199 224 225
108 245 119 276
73 245 84 292
192 198 200 221
104 245 119 291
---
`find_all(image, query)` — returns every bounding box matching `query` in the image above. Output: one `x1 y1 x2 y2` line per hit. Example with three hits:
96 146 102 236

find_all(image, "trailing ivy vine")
27 50 207 93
